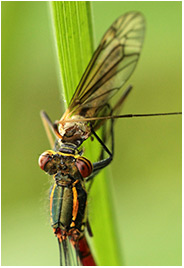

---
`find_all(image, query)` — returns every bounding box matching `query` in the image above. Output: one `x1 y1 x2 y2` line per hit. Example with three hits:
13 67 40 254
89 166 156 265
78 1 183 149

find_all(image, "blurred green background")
2 1 181 266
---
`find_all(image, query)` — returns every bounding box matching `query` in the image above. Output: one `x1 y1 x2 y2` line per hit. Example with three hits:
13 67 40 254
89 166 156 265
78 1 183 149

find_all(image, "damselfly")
39 12 181 266
39 124 114 265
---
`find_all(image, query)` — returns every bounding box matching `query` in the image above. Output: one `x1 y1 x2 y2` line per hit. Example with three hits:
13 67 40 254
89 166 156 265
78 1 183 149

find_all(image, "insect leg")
58 239 62 266
91 84 133 160
86 116 114 184
86 85 132 186
40 110 61 148
86 218 93 237
112 84 133 115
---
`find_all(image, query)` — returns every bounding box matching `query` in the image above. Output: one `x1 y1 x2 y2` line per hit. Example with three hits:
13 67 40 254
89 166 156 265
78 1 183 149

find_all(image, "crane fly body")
50 12 145 146
39 12 146 266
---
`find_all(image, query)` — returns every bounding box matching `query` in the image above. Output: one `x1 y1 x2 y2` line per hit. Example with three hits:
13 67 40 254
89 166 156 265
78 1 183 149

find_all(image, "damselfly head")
39 149 90 181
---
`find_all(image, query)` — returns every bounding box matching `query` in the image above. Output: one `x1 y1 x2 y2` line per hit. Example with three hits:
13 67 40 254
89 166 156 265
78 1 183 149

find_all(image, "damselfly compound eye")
76 157 93 178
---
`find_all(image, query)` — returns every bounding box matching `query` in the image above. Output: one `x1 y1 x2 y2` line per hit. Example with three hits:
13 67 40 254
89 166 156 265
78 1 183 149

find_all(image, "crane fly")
38 11 181 266
41 11 146 148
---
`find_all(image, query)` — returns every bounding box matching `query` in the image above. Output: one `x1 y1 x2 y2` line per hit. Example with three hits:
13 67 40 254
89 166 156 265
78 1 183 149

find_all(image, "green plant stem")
51 1 122 265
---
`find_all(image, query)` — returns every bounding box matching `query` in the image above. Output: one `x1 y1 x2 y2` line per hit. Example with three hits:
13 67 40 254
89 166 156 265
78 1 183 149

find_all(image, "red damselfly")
38 12 181 266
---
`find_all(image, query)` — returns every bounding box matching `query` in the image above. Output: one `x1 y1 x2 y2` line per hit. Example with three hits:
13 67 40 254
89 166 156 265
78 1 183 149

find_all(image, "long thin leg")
86 120 114 193
62 239 69 266
89 84 132 158
112 84 133 114
91 128 113 159
87 85 132 173
58 239 62 266
86 116 114 187
90 85 133 132
96 85 133 145
40 110 60 148
86 86 132 187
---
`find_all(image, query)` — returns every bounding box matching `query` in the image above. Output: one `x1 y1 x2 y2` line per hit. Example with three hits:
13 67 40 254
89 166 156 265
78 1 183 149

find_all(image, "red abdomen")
78 236 96 266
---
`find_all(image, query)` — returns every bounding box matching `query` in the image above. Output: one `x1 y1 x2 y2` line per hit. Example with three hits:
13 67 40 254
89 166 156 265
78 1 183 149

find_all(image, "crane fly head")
57 115 91 146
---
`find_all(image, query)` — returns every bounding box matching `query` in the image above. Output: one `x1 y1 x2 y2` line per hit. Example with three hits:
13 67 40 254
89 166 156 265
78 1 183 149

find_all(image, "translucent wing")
62 12 145 119
58 238 81 266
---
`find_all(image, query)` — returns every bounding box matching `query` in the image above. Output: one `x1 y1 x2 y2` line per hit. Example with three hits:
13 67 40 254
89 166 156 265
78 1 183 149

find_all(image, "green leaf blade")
51 1 94 104
51 2 122 265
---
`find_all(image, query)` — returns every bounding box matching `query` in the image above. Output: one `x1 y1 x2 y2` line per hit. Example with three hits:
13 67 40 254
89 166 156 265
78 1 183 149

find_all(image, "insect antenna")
57 111 181 124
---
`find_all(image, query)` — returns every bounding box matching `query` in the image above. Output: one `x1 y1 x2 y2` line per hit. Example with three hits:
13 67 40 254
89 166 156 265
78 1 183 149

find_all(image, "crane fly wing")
63 12 145 120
